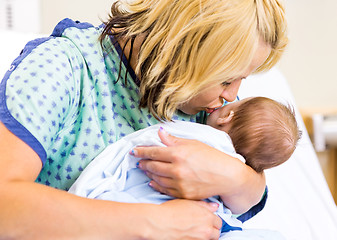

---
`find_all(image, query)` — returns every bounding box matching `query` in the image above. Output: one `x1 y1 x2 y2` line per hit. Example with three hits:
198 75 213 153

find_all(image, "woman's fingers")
194 201 223 232
132 127 230 200
196 201 219 213
145 171 173 188
149 180 180 197
214 217 223 232
132 128 189 161
195 201 223 238
159 199 222 240
211 230 221 240
132 146 172 163
144 168 184 198
138 159 174 178
157 127 183 146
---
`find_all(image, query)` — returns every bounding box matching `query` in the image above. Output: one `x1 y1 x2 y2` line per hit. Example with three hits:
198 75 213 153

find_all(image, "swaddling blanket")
69 120 244 232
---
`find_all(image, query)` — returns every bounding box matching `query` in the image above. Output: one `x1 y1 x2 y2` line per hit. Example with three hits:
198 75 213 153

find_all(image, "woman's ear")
216 110 234 125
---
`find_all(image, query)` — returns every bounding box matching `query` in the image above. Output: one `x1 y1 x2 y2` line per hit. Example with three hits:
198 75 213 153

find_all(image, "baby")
207 96 301 172
69 96 301 234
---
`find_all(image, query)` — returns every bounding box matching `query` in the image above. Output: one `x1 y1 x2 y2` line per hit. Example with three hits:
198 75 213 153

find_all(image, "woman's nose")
221 79 242 102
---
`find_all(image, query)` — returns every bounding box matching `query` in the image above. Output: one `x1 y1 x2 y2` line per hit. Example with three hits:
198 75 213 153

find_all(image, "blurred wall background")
40 0 111 33
278 0 337 113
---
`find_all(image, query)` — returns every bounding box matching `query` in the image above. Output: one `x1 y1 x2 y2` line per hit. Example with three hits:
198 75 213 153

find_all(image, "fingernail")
137 162 143 169
129 149 136 156
159 126 167 134
210 202 219 208
148 181 153 188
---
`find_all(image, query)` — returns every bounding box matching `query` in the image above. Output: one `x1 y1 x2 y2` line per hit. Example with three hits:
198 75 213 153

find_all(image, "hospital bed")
239 69 337 240
1 30 337 240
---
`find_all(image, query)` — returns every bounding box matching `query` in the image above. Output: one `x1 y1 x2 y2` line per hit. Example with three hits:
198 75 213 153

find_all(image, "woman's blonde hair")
101 0 288 120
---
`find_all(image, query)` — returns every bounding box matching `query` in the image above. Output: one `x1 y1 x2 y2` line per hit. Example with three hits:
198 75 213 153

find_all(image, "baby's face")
206 97 252 132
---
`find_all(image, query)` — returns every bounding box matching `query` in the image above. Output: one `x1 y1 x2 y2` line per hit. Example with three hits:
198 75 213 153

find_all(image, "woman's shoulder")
50 18 97 38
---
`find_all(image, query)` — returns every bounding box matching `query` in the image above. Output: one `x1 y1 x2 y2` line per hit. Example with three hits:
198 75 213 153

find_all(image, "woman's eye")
221 81 231 86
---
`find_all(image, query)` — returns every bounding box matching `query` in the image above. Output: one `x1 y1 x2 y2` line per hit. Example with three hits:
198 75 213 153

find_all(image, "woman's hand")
132 127 266 214
133 127 222 199
146 199 222 240
133 127 243 200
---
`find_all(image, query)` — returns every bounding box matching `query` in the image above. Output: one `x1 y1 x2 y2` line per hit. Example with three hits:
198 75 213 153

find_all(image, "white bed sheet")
1 30 337 240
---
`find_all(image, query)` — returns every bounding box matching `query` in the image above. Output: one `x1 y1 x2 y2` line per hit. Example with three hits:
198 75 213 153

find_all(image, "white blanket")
69 121 244 233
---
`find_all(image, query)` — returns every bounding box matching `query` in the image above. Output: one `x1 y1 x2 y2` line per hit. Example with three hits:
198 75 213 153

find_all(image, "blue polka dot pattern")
0 19 204 190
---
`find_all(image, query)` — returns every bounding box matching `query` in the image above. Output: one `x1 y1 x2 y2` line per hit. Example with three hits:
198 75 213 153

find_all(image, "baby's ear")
216 110 234 125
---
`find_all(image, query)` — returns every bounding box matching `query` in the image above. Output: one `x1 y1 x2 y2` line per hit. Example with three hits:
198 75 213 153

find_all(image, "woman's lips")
205 105 222 114
205 108 218 114
205 108 215 114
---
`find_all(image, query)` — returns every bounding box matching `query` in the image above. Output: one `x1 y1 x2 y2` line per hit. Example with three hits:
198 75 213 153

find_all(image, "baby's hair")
228 97 301 172
100 0 288 120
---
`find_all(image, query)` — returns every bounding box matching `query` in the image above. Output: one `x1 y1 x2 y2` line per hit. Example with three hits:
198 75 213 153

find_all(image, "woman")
0 0 287 239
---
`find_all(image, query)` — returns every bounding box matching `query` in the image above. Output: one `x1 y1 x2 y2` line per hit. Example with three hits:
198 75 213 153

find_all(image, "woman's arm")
133 128 266 214
0 122 222 239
